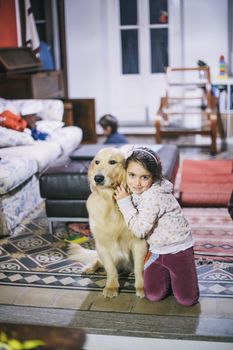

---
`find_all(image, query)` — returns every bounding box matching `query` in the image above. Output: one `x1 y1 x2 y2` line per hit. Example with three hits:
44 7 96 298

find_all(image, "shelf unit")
212 77 233 139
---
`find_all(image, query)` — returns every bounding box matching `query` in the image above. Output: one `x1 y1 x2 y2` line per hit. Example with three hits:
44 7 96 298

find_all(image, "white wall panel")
183 0 228 78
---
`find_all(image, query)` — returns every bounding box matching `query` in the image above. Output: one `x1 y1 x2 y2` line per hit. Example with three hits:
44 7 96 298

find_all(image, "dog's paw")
81 259 101 274
103 287 118 298
136 287 145 298
82 266 95 274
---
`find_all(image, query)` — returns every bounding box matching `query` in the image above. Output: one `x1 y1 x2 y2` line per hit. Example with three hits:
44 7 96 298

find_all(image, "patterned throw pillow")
0 126 35 148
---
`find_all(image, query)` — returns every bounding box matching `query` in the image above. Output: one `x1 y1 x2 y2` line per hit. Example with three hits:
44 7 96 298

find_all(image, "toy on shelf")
218 55 228 79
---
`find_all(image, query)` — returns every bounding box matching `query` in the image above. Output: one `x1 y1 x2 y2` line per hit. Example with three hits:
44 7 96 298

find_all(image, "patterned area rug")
183 208 233 262
0 204 233 298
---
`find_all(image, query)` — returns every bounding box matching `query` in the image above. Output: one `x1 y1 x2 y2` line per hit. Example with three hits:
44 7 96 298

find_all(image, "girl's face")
126 161 153 195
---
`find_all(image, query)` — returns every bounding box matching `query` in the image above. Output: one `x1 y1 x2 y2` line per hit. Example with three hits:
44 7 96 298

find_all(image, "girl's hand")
114 184 130 200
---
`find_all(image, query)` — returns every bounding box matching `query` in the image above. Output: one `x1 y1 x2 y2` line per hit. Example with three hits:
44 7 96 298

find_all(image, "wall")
183 0 228 78
65 0 109 118
0 0 18 47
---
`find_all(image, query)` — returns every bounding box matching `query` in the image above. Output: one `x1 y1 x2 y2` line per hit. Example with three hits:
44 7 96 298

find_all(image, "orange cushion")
180 182 232 193
180 192 231 206
179 160 233 206
0 110 27 131
182 159 233 175
181 173 233 184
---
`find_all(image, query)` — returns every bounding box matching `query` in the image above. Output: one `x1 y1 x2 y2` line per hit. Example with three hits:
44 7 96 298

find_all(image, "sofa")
0 98 83 236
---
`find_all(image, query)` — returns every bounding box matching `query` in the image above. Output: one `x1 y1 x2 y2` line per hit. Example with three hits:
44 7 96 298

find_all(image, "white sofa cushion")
38 99 64 121
50 126 83 154
0 155 37 195
20 101 43 116
0 141 62 172
0 126 35 148
0 125 83 172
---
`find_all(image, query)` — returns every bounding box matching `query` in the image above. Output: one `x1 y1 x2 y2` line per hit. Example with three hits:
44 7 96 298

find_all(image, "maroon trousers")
144 247 199 306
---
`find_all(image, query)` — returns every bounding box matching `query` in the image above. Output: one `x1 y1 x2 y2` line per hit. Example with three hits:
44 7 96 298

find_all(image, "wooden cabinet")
64 98 97 144
0 48 65 99
0 70 64 99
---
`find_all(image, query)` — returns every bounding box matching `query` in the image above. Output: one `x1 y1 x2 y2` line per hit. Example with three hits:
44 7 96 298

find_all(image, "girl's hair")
125 147 163 182
99 114 118 134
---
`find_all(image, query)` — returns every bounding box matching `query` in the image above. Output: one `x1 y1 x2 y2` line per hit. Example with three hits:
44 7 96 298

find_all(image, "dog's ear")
87 157 98 184
116 156 127 185
87 159 96 192
119 170 127 185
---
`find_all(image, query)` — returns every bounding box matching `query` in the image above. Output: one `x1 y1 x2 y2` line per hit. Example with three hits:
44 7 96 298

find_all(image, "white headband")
119 145 159 165
136 148 159 165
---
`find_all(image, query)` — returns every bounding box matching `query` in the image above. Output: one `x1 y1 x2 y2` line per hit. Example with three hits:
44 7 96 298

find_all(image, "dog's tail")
68 243 98 265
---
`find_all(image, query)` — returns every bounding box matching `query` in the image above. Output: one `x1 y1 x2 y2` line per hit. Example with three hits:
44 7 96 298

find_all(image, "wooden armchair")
155 66 217 154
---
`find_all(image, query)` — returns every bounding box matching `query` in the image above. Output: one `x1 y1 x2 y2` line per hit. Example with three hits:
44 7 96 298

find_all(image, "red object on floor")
179 159 233 207
67 222 90 236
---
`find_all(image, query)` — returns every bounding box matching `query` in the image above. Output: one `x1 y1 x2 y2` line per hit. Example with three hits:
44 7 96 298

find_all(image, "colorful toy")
64 233 89 244
218 55 228 79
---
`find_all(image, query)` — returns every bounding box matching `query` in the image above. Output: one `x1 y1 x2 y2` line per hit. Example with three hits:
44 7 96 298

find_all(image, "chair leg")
48 220 54 235
155 119 161 144
210 115 217 154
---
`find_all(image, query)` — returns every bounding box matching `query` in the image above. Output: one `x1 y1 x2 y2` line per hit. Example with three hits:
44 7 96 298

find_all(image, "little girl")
114 146 199 306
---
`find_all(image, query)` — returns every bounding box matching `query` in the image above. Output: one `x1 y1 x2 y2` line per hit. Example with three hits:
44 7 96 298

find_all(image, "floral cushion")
0 98 64 122
0 126 35 148
0 155 37 195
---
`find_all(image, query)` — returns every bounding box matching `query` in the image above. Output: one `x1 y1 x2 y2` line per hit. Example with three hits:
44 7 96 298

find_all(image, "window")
149 0 168 73
119 0 139 74
119 0 169 74
31 0 52 47
30 0 61 70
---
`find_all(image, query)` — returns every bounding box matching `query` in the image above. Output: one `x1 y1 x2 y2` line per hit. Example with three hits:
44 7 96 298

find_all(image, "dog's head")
88 147 126 191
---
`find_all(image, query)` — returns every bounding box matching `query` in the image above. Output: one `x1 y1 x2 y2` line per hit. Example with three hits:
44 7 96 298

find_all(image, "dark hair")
99 114 118 134
125 147 163 183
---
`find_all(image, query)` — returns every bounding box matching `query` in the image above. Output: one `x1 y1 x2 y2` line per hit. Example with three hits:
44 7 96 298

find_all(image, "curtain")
25 0 40 55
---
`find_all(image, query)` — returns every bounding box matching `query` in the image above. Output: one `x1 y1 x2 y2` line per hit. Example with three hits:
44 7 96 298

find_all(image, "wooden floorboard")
0 305 233 343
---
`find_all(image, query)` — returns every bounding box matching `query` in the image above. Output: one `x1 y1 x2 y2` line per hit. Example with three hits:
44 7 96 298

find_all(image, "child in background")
114 146 199 306
99 114 128 144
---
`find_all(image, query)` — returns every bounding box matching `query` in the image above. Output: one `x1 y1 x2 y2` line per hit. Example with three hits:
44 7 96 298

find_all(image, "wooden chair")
155 66 218 154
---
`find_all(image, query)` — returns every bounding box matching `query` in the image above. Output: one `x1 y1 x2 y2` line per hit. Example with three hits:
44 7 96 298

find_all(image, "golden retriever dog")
69 147 147 298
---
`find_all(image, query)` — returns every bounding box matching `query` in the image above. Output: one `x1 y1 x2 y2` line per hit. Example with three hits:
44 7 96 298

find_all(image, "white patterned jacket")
117 179 194 254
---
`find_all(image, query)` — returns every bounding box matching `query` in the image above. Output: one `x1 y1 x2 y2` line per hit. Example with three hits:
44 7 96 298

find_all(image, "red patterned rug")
183 208 233 262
